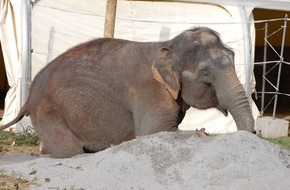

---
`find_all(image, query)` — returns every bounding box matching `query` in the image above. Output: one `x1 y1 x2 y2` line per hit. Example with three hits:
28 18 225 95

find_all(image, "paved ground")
0 152 41 166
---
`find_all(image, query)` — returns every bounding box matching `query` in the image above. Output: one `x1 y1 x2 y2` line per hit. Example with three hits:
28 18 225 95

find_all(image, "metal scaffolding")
254 14 290 119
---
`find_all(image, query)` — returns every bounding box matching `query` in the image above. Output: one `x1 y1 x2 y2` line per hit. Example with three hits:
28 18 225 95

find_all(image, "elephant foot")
39 141 49 155
196 128 209 140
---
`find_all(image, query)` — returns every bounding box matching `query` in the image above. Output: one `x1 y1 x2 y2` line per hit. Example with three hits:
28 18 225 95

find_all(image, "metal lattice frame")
254 14 290 118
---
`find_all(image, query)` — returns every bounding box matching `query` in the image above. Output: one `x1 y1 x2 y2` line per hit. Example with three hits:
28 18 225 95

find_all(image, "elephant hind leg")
33 114 84 158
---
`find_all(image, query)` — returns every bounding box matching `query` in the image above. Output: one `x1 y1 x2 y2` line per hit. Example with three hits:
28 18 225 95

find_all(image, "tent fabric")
2 0 261 132
176 0 290 11
30 0 258 133
0 0 22 128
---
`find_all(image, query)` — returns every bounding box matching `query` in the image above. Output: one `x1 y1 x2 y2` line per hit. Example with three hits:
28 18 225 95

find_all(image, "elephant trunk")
225 84 254 132
215 68 254 132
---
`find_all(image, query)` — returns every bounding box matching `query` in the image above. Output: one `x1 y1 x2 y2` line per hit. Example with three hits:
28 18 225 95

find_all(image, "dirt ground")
0 145 39 189
0 131 290 190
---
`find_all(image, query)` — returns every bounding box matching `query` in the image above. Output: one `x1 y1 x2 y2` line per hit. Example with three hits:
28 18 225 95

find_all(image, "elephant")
0 27 254 158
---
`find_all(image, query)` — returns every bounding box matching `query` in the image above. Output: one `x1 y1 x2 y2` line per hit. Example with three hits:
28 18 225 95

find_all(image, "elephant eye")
199 69 209 77
200 69 208 76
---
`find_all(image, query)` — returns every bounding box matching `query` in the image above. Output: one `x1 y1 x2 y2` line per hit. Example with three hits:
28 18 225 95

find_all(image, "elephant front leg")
133 108 180 136
131 87 182 136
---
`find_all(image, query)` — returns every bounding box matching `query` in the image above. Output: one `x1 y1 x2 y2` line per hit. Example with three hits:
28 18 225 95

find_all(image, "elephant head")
152 27 254 132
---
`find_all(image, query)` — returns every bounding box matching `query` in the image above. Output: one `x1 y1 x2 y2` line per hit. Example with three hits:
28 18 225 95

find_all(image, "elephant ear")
151 47 181 100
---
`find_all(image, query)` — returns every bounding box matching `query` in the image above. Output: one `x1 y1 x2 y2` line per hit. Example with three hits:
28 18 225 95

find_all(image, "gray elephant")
0 27 254 158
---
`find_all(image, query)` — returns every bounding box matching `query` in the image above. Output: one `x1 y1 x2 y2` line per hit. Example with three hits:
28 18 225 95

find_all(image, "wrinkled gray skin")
0 27 254 158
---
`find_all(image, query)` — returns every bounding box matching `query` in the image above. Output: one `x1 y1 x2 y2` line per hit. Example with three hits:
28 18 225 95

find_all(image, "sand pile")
1 131 290 190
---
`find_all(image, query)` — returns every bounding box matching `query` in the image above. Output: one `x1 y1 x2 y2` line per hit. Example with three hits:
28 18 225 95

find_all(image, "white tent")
1 0 288 132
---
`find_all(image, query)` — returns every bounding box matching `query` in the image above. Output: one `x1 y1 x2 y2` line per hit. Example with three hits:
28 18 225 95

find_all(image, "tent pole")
240 7 252 106
104 0 118 38
261 23 268 117
21 0 31 106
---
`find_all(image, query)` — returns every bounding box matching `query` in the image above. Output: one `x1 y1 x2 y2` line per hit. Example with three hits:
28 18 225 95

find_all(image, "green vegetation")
0 131 40 155
0 131 40 146
263 136 290 150
0 131 39 189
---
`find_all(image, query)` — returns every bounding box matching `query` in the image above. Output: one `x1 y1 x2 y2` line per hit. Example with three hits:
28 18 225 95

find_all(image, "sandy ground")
1 131 290 190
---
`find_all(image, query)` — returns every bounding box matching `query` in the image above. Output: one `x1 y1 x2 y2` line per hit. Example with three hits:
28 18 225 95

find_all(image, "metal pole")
261 23 268 117
104 0 117 38
272 14 287 119
240 7 252 105
21 0 31 106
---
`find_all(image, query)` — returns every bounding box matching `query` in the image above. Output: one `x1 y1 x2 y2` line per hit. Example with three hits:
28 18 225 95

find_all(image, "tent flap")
0 0 22 130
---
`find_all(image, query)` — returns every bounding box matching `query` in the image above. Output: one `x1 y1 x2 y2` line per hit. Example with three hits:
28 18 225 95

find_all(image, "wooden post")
104 0 117 38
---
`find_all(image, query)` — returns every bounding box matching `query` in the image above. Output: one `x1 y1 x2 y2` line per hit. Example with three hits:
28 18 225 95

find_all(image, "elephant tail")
0 101 30 131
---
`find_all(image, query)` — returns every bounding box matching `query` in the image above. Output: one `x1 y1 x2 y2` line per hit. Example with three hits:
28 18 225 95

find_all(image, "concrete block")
256 116 289 138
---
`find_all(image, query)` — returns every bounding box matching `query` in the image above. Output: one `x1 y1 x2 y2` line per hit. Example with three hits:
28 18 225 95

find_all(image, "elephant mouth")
217 105 228 117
